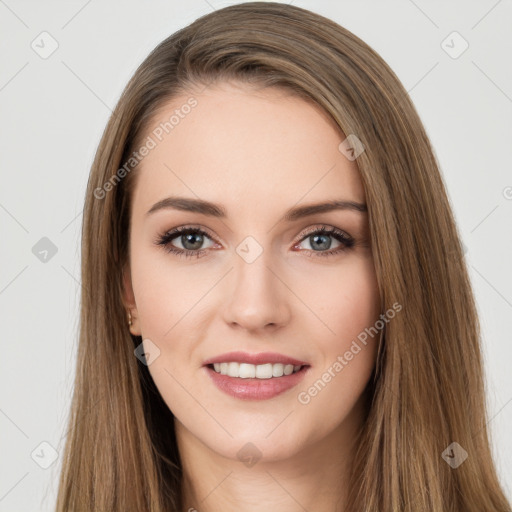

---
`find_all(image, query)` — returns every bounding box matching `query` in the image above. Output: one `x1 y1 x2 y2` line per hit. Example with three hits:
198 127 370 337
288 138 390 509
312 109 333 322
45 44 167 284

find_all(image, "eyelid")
155 224 221 248
159 224 218 241
295 224 353 242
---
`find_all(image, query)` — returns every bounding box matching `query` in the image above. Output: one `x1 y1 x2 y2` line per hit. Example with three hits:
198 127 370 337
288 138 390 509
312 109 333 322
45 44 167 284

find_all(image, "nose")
222 252 291 333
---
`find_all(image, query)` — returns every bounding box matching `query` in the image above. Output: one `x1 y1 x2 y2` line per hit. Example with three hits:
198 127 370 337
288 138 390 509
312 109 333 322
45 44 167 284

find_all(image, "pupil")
311 234 331 250
183 233 203 250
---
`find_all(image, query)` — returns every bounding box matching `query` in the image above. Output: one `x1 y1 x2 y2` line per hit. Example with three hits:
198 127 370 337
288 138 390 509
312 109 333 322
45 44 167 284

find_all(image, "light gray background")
1 1 511 510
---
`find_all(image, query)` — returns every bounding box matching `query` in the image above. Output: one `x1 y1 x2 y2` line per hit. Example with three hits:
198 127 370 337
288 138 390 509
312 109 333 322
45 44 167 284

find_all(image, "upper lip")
203 351 309 367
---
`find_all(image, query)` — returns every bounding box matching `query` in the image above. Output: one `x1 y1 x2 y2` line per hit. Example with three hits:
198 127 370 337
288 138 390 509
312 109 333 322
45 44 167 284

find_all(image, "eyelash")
154 224 355 260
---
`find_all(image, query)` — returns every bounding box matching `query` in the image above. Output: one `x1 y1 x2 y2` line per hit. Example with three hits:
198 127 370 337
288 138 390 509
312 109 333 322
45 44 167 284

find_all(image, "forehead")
131 82 365 221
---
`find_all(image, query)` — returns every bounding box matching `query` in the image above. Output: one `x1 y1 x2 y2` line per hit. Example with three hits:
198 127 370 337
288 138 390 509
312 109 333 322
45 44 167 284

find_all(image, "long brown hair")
55 2 511 511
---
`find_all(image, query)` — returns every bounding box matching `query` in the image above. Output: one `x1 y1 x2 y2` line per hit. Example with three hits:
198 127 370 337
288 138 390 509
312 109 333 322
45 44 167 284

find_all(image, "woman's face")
123 81 381 463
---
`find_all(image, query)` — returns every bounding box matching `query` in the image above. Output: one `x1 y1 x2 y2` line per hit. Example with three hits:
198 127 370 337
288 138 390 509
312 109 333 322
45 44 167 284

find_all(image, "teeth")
212 362 303 379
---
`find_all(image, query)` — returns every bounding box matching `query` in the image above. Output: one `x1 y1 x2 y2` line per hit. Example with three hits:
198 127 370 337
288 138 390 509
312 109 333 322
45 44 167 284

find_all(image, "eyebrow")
146 196 367 222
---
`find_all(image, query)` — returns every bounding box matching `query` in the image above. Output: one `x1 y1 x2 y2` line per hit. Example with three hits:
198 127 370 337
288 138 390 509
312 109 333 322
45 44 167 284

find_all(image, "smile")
210 362 303 379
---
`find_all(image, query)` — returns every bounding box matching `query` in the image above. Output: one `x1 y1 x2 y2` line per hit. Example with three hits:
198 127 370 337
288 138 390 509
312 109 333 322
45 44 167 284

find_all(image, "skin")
123 81 381 512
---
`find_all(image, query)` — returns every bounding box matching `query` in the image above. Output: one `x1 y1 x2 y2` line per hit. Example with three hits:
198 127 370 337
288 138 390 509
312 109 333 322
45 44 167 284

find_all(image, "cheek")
294 259 381 422
295 257 380 399
130 249 207 339
298 256 381 351
333 267 380 345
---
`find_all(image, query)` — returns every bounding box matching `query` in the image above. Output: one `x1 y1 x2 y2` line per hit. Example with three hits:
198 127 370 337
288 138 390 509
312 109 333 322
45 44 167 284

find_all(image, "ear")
122 263 141 336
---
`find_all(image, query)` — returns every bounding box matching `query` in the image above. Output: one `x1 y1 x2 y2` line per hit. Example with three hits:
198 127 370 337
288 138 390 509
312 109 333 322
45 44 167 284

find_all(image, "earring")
127 310 132 327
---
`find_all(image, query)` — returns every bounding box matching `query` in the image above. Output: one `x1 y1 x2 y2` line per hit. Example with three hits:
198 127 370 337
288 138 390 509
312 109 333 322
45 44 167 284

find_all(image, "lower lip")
204 365 310 400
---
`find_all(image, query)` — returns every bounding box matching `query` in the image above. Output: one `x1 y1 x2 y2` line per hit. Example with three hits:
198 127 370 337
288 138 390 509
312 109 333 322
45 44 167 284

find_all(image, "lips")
204 364 310 400
203 351 308 367
202 351 311 400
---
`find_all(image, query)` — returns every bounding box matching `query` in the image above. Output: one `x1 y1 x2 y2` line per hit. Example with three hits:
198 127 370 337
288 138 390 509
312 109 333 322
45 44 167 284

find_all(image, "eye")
155 225 217 259
154 224 355 259
293 225 355 257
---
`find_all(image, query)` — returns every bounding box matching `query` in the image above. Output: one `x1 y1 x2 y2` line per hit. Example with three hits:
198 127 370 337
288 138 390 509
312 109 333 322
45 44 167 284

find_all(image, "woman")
55 2 511 511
